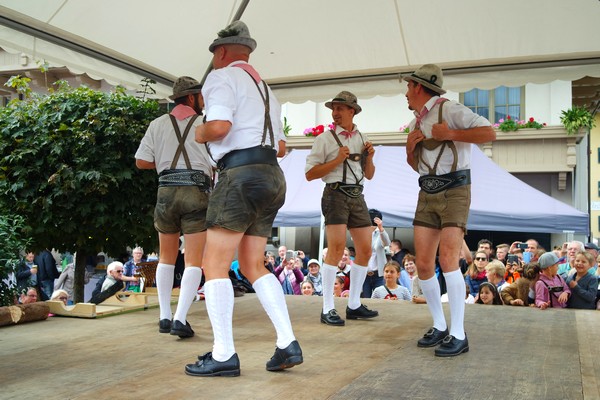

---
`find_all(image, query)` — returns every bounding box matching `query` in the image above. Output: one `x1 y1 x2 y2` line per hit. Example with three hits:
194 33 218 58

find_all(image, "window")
462 86 524 123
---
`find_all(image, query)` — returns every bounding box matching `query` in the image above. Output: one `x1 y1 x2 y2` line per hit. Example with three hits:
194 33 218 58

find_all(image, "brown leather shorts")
206 163 286 237
321 186 371 228
154 186 209 234
413 185 471 231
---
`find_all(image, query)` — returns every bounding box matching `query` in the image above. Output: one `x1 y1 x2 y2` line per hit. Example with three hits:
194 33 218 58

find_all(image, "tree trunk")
73 250 88 303
0 302 50 326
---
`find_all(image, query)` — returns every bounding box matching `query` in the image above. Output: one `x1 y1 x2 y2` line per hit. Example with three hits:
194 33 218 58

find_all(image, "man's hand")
373 217 383 231
406 128 425 155
363 141 375 159
336 146 350 162
431 121 452 141
406 128 424 171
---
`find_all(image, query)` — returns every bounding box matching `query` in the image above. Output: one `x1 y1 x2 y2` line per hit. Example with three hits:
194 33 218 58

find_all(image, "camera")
506 254 519 264
368 208 382 226
517 243 528 250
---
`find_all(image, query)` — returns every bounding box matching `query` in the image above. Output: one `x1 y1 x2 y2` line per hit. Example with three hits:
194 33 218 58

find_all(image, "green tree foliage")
0 81 163 300
0 214 31 306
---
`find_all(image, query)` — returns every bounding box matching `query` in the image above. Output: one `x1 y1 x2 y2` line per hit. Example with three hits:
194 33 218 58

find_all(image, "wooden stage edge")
1 294 599 400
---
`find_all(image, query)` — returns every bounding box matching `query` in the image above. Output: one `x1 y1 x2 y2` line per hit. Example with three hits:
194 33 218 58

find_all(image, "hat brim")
209 37 257 53
403 75 446 95
325 101 362 115
169 88 203 100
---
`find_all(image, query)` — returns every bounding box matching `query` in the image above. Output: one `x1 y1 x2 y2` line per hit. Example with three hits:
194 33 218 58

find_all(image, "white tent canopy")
275 146 589 234
1 0 599 102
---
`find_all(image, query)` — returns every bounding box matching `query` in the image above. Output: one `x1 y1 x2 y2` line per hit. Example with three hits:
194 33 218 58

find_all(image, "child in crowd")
301 279 315 296
371 261 411 301
333 276 349 298
504 254 521 284
442 282 474 304
566 251 598 309
475 282 503 305
501 262 540 306
535 252 570 309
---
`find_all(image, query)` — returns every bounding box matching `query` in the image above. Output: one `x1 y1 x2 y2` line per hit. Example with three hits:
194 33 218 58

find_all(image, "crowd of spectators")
266 238 600 311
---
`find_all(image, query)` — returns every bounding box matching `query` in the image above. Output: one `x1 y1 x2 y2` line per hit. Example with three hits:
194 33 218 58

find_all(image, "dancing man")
136 76 212 338
404 64 495 356
305 91 378 326
186 21 302 377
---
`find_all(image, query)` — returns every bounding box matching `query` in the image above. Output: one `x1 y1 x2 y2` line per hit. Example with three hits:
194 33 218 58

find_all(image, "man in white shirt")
305 90 378 327
187 21 302 377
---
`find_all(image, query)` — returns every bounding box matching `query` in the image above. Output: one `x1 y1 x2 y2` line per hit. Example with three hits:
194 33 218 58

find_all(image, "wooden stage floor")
1 294 599 400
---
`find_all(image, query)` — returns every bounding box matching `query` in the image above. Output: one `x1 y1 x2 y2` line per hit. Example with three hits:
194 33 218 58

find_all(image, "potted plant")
560 106 596 135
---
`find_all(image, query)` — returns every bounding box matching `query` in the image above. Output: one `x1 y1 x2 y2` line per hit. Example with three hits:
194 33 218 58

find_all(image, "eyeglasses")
114 270 124 273
58 296 68 300
475 257 488 261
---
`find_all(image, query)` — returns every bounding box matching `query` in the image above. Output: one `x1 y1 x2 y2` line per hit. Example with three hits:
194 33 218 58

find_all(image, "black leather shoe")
346 304 379 320
185 352 240 377
159 319 172 333
417 327 449 348
266 340 303 371
170 320 194 338
320 309 345 326
435 335 469 357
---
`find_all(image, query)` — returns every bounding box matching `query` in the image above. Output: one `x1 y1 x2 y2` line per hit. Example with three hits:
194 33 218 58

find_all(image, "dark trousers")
361 272 383 298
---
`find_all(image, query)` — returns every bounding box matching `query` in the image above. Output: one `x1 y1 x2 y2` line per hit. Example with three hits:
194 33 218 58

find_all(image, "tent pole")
200 0 251 85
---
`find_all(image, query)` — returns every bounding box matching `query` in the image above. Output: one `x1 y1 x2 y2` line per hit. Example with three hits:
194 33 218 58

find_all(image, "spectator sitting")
475 282 502 305
535 252 570 310
296 249 310 273
477 239 494 259
408 255 427 304
566 251 598 309
557 241 584 279
54 263 92 304
336 247 352 291
19 287 39 304
89 261 138 304
465 251 489 298
495 243 510 265
501 262 540 307
50 289 69 306
485 260 507 292
274 257 304 295
306 259 323 296
371 261 410 301
123 246 145 291
583 243 599 275
333 276 349 298
390 239 408 269
504 254 522 284
301 279 315 296
15 251 40 296
441 282 474 304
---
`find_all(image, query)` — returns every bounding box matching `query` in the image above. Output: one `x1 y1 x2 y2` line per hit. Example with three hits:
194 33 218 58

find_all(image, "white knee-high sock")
444 270 466 340
420 275 447 332
173 266 202 324
204 278 235 361
156 263 175 320
253 274 296 349
348 263 368 310
321 263 337 313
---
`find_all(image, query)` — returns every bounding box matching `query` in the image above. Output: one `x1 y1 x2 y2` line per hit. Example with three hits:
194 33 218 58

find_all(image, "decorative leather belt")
326 182 363 198
217 146 278 171
158 169 211 190
418 169 471 194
